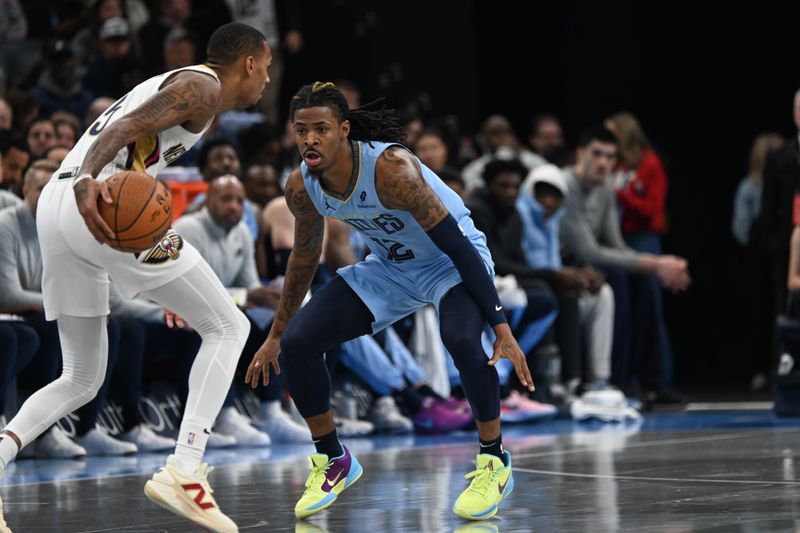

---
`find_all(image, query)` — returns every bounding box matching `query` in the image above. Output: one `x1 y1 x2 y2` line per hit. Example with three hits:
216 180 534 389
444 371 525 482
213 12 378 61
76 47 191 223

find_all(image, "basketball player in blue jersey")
0 23 272 533
246 83 533 521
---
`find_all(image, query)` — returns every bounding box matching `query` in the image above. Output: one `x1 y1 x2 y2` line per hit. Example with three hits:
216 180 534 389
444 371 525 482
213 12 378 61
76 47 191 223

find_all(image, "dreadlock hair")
289 82 406 145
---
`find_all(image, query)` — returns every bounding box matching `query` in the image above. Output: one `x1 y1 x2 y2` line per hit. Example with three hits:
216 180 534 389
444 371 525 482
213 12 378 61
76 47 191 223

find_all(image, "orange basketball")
98 171 173 253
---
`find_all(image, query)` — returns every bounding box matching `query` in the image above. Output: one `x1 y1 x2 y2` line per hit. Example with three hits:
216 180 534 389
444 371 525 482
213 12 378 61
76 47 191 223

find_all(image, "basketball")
98 171 173 253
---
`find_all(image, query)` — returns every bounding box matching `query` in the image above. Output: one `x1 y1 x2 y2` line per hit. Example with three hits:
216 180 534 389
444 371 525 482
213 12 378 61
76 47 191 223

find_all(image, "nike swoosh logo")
495 305 503 311
498 479 508 494
326 471 343 487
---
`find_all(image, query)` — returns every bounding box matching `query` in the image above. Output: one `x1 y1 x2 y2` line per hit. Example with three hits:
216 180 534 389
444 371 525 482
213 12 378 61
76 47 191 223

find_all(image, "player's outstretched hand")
488 323 535 391
73 177 115 245
165 309 191 330
246 334 281 388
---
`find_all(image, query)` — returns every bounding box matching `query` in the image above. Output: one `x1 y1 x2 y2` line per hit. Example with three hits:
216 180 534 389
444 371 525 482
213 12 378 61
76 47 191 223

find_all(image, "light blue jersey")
302 140 494 332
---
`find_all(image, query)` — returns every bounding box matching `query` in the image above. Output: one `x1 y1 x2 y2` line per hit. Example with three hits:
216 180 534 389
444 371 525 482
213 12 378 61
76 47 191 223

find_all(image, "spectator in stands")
439 168 467 201
0 321 37 430
187 138 261 240
138 0 192 77
467 158 564 405
243 159 282 211
29 39 93 119
399 110 423 149
225 0 303 124
175 176 310 443
528 113 570 166
518 164 615 393
45 145 69 165
0 98 12 131
71 0 141 77
51 111 80 149
733 132 784 391
414 128 451 173
0 131 31 197
84 17 145 99
163 28 196 70
0 160 136 456
25 117 55 159
560 126 690 408
84 97 115 130
6 88 39 134
462 114 546 193
758 89 800 311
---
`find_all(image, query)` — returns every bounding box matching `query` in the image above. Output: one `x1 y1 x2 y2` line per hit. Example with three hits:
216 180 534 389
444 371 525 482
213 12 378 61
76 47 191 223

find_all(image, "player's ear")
341 119 350 139
246 55 256 74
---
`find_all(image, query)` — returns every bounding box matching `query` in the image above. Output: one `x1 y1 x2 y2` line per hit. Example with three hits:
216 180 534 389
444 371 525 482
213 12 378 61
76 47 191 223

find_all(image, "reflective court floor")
3 408 800 532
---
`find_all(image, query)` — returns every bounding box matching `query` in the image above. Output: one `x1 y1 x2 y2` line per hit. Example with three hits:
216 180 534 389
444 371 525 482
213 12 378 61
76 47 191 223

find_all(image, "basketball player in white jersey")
0 23 271 533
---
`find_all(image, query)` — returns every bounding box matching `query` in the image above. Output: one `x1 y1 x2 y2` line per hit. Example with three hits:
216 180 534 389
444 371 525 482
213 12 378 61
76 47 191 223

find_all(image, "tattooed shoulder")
284 170 320 220
376 147 448 230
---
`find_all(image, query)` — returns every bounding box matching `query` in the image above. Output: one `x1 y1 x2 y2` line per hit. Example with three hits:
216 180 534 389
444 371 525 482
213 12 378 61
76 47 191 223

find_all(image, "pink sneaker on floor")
500 390 557 423
413 397 474 434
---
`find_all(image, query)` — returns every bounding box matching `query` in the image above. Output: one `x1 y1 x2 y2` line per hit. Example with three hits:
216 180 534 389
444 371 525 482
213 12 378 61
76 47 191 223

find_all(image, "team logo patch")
138 229 184 265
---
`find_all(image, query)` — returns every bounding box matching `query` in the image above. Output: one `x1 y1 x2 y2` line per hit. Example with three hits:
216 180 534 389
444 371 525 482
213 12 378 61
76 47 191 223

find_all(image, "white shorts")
38 179 201 320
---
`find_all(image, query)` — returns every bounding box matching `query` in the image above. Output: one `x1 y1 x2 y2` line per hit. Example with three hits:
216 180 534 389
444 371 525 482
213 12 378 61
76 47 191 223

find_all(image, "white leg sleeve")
5 315 107 447
141 259 250 455
579 283 615 382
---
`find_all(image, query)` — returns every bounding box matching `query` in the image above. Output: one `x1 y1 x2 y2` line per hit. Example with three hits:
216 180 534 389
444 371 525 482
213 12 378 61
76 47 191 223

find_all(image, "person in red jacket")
604 112 684 407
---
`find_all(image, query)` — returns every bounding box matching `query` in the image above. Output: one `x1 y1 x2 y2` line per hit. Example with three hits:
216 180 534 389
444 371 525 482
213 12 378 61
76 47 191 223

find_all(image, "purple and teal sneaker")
413 397 474 434
295 445 363 519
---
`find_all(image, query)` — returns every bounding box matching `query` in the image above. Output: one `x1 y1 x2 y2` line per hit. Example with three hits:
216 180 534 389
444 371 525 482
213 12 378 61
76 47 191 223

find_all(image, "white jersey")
54 64 220 182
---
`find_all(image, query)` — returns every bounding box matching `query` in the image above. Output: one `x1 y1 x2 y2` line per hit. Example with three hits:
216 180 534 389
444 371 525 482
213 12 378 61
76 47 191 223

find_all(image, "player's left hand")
488 323 535 391
246 334 281 388
165 309 191 330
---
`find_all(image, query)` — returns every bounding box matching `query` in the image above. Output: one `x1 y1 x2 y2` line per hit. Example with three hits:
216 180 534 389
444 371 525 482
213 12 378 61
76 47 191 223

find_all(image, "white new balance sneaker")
36 427 86 459
144 455 237 533
255 401 311 443
77 427 138 456
215 408 270 447
120 424 175 452
367 397 413 434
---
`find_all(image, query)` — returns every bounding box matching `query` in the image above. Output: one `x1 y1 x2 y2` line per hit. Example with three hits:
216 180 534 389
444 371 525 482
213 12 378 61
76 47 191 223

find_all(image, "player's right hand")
489 323 535 392
73 177 115 245
246 334 281 388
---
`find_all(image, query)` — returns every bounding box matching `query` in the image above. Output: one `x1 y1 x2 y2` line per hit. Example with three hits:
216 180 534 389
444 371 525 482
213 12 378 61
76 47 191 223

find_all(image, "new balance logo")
181 483 215 510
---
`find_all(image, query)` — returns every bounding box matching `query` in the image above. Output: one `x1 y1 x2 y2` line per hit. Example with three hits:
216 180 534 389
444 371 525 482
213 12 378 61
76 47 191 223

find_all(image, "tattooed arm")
376 147 534 390
74 72 221 244
246 169 324 386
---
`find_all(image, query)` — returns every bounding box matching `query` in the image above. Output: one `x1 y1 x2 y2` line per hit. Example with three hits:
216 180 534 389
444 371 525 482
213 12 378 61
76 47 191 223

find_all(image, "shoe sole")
295 458 364 519
144 480 236 533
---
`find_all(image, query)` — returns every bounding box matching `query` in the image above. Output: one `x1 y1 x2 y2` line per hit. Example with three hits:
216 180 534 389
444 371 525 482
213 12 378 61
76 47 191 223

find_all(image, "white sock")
0 434 20 472
174 427 208 475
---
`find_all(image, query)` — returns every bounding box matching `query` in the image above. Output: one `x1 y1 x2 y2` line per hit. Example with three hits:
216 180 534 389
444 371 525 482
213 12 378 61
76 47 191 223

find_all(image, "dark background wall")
286 0 800 385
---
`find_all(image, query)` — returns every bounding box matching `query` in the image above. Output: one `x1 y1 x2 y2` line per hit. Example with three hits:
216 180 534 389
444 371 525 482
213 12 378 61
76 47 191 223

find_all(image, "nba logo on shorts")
187 432 196 445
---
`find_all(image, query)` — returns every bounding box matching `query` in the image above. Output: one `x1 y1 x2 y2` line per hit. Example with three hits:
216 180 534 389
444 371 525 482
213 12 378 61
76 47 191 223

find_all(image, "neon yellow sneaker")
295 445 363 519
453 452 514 520
144 455 237 533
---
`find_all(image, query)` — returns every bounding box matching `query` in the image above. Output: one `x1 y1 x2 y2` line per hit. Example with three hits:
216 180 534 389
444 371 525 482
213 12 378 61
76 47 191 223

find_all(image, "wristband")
73 173 94 188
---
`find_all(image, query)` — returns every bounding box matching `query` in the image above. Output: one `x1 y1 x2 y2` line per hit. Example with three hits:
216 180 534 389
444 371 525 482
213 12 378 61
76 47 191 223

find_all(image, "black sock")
479 434 506 464
416 384 445 401
313 429 343 459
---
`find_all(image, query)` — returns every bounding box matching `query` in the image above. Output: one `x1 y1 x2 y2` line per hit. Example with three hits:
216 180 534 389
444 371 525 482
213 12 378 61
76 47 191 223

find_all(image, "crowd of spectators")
1 0 795 461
